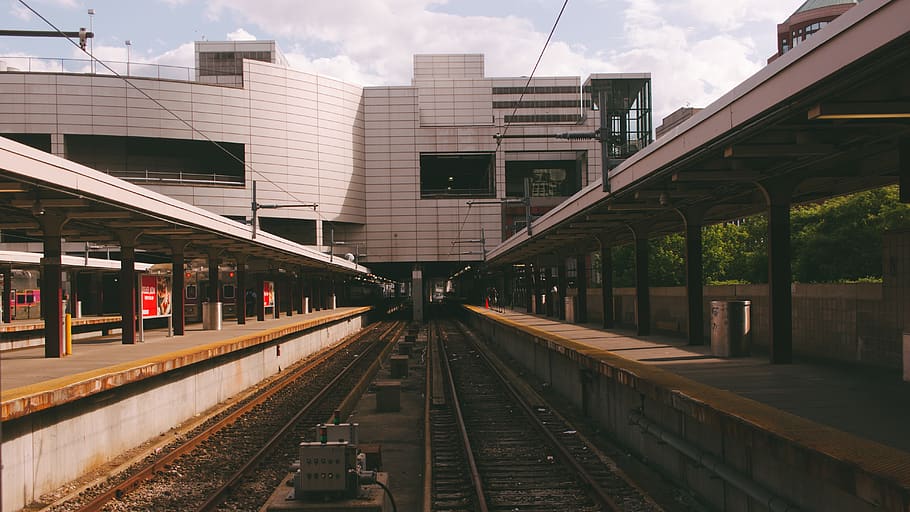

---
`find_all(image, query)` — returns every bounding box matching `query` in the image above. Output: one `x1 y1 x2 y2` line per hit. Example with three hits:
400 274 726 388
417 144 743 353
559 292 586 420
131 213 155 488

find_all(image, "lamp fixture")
808 101 910 120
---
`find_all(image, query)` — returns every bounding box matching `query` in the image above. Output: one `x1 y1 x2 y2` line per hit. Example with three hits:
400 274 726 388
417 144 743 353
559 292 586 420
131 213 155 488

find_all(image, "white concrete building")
0 42 651 283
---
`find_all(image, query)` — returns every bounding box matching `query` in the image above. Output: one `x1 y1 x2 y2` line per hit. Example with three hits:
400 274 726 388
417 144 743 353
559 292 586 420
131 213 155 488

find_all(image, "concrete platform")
1 307 370 420
1 306 372 512
465 305 910 512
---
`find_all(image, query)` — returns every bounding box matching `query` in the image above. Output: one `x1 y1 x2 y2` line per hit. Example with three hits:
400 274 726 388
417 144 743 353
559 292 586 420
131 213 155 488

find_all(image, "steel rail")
74 321 392 512
421 320 436 512
436 325 490 512
194 320 405 511
453 320 623 512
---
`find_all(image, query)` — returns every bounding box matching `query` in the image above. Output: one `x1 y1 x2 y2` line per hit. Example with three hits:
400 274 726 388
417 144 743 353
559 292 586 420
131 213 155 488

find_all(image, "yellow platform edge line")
1 307 371 410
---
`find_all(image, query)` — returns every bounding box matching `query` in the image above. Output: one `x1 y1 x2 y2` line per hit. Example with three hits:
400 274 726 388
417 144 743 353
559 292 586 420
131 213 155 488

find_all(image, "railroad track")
47 319 405 512
426 318 662 512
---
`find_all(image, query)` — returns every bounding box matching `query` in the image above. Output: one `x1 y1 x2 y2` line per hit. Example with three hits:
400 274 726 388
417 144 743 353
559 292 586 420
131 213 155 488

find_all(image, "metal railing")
420 188 496 199
105 169 244 186
0 56 243 87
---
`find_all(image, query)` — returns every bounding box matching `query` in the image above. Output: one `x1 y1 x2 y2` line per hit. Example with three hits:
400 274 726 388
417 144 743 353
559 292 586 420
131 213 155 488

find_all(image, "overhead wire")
16 0 336 239
454 0 570 257
495 0 570 149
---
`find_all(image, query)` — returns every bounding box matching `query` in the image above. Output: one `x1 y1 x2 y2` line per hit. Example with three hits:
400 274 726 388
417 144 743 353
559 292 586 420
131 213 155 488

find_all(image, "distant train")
183 266 239 322
6 270 41 320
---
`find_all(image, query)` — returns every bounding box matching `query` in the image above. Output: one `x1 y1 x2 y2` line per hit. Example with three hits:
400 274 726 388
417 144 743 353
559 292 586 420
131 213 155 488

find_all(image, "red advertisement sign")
141 275 172 318
263 281 275 308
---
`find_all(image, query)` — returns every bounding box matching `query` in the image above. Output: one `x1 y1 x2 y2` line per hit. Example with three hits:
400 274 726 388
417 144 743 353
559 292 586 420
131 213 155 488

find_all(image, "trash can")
711 300 751 357
564 296 576 323
202 302 223 331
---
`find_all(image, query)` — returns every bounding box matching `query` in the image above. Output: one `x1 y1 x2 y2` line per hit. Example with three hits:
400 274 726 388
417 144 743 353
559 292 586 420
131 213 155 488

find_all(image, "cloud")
9 3 32 20
227 28 256 41
196 0 794 120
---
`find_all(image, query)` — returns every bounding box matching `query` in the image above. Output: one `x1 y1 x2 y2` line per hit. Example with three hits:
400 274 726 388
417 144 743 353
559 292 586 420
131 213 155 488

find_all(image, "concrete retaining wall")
2 313 365 511
581 282 901 368
465 307 908 512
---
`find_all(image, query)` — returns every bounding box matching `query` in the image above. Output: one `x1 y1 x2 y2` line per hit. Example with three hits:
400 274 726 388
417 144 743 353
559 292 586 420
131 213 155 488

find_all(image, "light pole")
124 39 131 75
87 8 94 73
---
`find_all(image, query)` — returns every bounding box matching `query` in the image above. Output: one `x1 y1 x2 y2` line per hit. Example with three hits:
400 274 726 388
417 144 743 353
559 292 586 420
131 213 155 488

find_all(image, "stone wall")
583 282 901 369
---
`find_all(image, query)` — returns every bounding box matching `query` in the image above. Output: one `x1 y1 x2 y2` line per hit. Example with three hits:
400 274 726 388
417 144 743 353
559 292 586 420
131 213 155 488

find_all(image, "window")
198 50 272 76
223 284 236 300
420 153 495 198
186 284 197 300
505 159 582 198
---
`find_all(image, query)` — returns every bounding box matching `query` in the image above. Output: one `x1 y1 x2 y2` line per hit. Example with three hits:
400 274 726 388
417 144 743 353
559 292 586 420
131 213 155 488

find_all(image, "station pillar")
557 254 567 321
171 241 187 335
119 235 138 345
633 225 651 336
235 255 248 325
683 207 706 345
599 237 615 329
576 252 588 323
257 275 265 321
412 265 424 322
761 180 796 364
40 213 66 357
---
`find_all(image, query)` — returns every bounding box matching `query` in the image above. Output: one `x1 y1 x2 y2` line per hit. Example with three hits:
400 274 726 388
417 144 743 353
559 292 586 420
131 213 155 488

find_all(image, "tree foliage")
600 186 910 286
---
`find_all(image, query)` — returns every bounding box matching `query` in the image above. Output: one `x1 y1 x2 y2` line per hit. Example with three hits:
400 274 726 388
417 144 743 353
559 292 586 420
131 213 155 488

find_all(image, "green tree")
792 186 910 282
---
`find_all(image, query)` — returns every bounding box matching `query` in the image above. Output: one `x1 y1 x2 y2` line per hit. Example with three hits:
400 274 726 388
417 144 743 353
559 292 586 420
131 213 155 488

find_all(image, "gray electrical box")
294 442 358 497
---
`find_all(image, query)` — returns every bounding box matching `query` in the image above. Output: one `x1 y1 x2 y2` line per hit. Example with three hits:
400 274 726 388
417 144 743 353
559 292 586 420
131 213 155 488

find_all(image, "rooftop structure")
768 0 859 62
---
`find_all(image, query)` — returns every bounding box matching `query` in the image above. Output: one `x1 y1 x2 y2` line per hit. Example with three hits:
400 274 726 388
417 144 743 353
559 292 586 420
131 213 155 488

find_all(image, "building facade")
0 43 651 282
768 0 859 63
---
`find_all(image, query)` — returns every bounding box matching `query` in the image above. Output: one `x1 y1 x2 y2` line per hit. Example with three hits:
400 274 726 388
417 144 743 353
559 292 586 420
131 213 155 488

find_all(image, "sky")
1 0 803 120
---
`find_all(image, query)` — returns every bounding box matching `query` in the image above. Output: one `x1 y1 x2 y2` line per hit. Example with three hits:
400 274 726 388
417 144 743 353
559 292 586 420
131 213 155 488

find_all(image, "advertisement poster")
263 281 275 309
141 275 172 318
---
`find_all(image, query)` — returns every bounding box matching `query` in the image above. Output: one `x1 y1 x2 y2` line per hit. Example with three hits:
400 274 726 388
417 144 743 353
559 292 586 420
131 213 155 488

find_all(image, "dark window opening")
65 134 245 185
198 51 272 76
258 218 317 245
420 153 495 198
505 159 582 198
2 133 51 153
493 86 581 95
503 114 583 124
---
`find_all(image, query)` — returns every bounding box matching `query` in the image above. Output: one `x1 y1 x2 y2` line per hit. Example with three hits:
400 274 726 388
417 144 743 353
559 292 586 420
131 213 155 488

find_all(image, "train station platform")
1 307 371 420
463 305 910 512
2 306 374 512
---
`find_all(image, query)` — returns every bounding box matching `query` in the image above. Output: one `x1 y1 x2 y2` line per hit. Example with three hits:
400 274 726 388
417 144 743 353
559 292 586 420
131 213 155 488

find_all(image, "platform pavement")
1 307 366 394
484 307 910 455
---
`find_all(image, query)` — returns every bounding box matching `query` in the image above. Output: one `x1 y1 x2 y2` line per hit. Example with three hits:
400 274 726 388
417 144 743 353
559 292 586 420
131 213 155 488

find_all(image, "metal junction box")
294 441 357 496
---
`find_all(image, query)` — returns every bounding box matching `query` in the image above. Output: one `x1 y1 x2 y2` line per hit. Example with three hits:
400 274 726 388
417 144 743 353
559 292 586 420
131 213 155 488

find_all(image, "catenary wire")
496 0 570 148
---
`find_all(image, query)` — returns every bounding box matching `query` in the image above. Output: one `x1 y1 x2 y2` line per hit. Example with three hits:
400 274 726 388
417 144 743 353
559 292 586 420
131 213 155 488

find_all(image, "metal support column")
684 207 706 345
119 236 138 345
576 253 588 323
207 250 221 304
526 263 535 313
557 254 567 321
761 181 796 364
633 226 651 336
235 255 248 325
171 241 187 335
599 238 614 328
40 213 66 357
257 275 265 321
